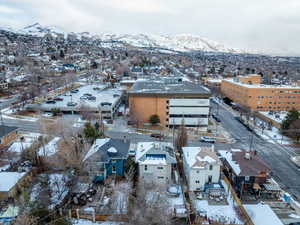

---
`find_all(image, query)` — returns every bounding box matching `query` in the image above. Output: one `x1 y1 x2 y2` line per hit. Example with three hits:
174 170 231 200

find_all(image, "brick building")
221 74 300 111
128 77 211 129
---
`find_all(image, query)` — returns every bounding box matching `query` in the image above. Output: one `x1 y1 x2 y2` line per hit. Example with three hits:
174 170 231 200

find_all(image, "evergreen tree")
281 108 300 131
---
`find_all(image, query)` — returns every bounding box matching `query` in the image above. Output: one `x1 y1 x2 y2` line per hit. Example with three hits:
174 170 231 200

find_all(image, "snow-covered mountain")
0 23 245 54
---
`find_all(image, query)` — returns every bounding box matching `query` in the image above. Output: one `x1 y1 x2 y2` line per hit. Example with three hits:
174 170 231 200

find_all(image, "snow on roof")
0 172 26 192
182 146 219 169
135 142 158 161
84 138 110 161
107 147 118 153
244 204 283 225
140 156 167 165
219 150 241 175
0 206 19 218
224 78 300 89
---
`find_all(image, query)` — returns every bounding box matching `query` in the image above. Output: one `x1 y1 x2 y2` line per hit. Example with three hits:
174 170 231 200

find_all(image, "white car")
199 136 216 143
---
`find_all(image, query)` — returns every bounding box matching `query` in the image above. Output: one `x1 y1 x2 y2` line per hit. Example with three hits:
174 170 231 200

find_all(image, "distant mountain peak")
23 22 41 29
0 23 248 54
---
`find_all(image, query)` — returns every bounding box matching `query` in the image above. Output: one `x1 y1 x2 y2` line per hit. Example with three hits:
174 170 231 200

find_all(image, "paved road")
211 101 300 199
2 99 300 199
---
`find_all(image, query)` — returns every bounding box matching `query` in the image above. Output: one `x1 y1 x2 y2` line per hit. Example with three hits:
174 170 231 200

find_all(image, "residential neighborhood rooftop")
182 146 220 169
219 149 271 176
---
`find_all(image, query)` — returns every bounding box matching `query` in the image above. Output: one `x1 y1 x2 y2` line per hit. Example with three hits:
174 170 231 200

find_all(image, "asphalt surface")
210 101 300 199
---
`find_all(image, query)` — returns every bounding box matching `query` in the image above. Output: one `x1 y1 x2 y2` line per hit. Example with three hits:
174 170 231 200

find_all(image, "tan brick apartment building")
128 77 211 129
221 74 300 111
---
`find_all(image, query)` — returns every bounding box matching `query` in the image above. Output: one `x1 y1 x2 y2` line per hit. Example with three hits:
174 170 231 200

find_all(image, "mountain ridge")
1 23 252 54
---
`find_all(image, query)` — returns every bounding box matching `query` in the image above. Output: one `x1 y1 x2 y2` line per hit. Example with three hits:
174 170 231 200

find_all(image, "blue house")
84 138 130 183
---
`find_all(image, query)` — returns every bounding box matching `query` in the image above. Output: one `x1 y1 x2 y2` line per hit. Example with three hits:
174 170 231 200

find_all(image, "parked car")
150 133 163 138
83 93 92 97
87 96 96 101
70 89 79 93
46 100 56 104
199 136 216 143
67 102 77 107
212 113 221 122
80 95 88 100
127 121 135 125
53 97 63 101
128 149 136 157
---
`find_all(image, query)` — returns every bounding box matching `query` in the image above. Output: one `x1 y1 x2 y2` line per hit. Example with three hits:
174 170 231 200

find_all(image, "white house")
182 146 221 191
135 142 176 186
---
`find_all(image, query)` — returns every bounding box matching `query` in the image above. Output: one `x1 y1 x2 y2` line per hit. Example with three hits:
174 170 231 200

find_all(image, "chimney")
244 151 251 160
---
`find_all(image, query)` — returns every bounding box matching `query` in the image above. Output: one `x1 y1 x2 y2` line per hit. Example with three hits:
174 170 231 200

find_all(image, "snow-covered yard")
166 185 187 216
8 132 41 153
72 219 123 225
49 173 70 209
38 137 61 156
260 111 288 124
192 180 243 224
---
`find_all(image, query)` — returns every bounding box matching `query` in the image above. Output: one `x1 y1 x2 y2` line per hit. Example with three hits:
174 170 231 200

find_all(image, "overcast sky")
1 0 300 55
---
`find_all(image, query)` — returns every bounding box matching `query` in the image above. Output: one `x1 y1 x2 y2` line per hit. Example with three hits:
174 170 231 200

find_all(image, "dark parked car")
127 121 135 125
212 113 221 122
70 89 79 93
150 133 163 138
53 97 63 101
46 100 56 104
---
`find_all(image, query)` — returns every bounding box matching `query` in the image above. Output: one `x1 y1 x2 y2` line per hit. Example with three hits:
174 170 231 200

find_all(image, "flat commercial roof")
129 79 211 97
37 85 123 112
223 79 300 89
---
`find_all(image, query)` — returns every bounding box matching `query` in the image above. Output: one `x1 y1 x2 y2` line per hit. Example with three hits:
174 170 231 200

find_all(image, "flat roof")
223 79 300 89
129 79 211 96
37 84 123 111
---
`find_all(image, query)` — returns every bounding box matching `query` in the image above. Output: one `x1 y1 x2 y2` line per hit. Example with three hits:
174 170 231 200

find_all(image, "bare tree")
175 120 188 152
127 185 173 225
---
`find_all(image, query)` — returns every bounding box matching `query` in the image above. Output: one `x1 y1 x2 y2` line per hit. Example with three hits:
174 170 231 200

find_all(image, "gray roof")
88 138 130 163
129 79 211 96
0 125 18 138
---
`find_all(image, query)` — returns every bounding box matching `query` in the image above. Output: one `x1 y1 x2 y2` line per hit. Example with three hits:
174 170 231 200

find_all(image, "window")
157 167 164 170
208 175 212 183
196 170 200 173
209 165 213 170
158 176 164 179
112 166 116 173
245 176 250 181
144 165 148 171
111 160 116 163
195 180 200 184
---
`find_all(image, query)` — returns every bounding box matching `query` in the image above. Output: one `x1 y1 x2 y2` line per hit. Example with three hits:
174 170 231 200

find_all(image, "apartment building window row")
169 114 208 118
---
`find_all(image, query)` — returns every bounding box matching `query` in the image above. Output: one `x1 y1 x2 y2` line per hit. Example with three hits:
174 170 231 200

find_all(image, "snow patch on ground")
49 174 69 209
72 219 122 225
38 137 61 156
193 180 243 224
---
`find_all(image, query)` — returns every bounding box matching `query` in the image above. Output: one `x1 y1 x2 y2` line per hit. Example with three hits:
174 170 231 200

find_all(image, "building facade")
135 142 176 186
182 146 221 191
221 74 300 111
129 77 211 129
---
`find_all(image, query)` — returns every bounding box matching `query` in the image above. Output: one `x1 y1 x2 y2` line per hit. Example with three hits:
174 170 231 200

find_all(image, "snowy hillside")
0 23 244 54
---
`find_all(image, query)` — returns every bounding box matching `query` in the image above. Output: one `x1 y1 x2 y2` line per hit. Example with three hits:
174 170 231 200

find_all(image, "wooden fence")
223 176 254 225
